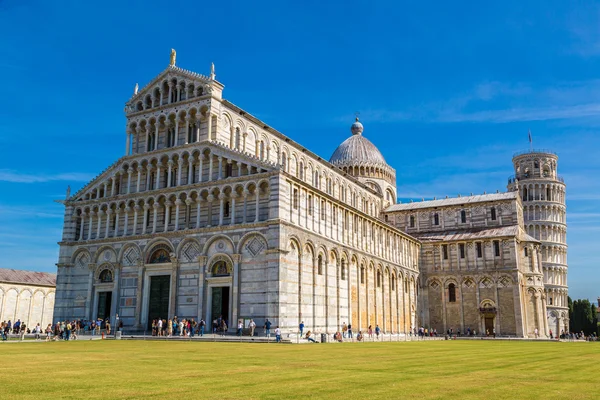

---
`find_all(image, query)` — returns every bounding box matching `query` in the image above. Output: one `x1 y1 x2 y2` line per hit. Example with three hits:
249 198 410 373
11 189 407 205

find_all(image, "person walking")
342 322 348 338
368 325 373 339
220 319 227 336
347 323 353 339
375 325 381 340
199 319 205 337
237 320 243 337
264 319 272 338
299 321 304 337
65 321 72 341
275 326 281 343
248 319 256 337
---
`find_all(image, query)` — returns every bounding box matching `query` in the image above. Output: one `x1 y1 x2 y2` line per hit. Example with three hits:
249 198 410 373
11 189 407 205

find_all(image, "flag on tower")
528 129 532 143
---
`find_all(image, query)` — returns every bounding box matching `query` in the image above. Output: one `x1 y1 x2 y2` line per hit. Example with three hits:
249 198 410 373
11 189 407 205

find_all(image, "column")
168 82 173 104
167 161 173 188
145 127 149 152
198 155 204 183
154 122 159 151
218 156 223 179
187 159 194 184
132 205 139 235
218 194 225 226
230 194 237 225
254 187 260 223
110 178 115 196
136 169 142 192
123 207 130 236
114 209 120 237
142 205 150 234
84 264 95 320
208 155 213 181
206 113 212 141
125 131 131 156
238 162 243 177
96 210 104 239
177 159 183 186
156 164 161 189
174 199 182 230
174 118 179 146
185 198 193 229
127 169 132 194
232 254 241 326
195 119 200 143
152 204 159 233
206 195 214 227
196 199 201 228
79 213 86 240
88 211 95 239
105 209 111 238
184 118 190 144
243 190 249 223
164 202 172 232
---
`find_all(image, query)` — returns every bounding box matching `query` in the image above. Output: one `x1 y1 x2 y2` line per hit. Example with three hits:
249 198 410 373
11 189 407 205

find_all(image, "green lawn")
1 340 598 399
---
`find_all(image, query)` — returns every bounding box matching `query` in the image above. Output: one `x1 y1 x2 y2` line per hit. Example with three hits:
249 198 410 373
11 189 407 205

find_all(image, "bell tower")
508 148 568 335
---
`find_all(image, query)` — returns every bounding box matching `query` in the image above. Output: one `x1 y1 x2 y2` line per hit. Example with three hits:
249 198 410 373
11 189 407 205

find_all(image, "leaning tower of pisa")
508 150 569 335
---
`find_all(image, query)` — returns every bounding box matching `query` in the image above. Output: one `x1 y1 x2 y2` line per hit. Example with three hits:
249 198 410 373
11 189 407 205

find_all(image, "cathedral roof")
329 118 388 167
414 225 538 243
385 192 518 212
0 268 56 287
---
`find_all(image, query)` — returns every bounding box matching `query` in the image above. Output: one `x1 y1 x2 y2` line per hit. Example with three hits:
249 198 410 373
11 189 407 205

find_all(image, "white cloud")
0 169 94 183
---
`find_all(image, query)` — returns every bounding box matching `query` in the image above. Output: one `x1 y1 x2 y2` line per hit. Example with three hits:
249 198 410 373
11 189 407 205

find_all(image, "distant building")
0 268 56 328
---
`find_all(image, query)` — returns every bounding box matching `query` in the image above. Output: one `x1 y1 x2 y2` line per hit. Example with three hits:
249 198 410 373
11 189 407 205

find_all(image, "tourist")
248 319 256 337
190 319 196 337
305 330 317 343
212 319 218 334
199 319 205 336
342 322 348 338
375 325 381 340
33 323 41 340
334 332 343 342
237 320 243 336
264 319 272 337
275 326 281 343
299 321 304 337
157 318 163 337
347 323 353 339
220 319 227 336
105 319 111 335
368 325 373 339
356 331 363 342
179 319 185 336
534 328 539 338
65 321 72 341
549 329 553 339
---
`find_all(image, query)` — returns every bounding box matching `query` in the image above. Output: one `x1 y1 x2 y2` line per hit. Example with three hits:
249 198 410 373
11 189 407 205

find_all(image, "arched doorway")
205 256 233 332
479 300 497 336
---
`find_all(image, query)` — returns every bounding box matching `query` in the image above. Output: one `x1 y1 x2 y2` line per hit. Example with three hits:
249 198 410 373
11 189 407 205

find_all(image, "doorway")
148 275 170 329
484 316 495 336
211 287 230 327
97 291 112 321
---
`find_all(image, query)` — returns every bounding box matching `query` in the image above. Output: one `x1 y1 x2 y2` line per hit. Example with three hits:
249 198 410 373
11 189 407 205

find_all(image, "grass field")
1 340 598 399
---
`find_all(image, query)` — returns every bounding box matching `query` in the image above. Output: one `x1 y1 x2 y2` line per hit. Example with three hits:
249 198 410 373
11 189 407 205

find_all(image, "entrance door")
484 317 494 336
97 291 112 321
211 287 230 327
148 275 170 329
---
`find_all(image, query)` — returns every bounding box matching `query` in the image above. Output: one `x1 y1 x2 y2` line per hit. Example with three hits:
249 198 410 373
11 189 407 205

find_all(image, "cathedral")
53 52 568 337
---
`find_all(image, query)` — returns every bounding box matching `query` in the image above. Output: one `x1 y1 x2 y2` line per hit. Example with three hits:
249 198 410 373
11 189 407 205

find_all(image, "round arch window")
212 261 230 276
99 269 113 283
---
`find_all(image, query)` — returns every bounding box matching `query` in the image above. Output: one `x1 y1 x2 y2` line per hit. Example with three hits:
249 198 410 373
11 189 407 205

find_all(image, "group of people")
151 316 207 337
1 318 124 341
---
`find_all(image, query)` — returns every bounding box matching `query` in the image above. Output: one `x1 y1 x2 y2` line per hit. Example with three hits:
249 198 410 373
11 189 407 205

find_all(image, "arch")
202 234 235 255
118 243 142 266
206 253 234 276
146 243 173 264
176 237 203 263
72 249 92 268
94 245 117 264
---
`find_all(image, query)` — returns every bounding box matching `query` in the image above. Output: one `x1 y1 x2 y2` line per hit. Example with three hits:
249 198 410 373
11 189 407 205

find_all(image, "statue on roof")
210 62 216 80
134 83 138 95
66 185 71 200
170 49 176 66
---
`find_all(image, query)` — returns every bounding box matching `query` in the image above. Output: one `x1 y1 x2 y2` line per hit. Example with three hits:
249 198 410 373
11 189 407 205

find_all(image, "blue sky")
0 1 598 301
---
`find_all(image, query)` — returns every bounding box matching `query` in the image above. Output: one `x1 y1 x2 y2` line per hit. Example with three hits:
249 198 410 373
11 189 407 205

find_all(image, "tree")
569 299 597 335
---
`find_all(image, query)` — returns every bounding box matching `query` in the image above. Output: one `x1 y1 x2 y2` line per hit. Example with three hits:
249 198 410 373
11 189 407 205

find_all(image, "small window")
321 200 326 220
460 210 467 223
409 215 415 228
225 163 233 178
224 201 230 217
434 213 439 226
476 242 482 258
494 241 500 257
377 271 382 288
391 277 395 291
534 160 539 168
99 269 113 283
459 244 465 259
308 195 313 215
341 261 346 280
448 283 456 302
549 297 553 305
490 207 497 221
360 267 365 284
442 244 448 260
524 247 528 257
293 189 299 209
318 255 323 275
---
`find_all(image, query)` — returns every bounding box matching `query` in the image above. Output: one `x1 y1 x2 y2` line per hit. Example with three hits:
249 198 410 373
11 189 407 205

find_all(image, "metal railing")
513 149 558 158
507 174 564 184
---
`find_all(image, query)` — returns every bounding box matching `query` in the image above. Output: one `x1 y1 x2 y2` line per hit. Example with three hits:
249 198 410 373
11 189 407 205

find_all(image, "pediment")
125 65 223 115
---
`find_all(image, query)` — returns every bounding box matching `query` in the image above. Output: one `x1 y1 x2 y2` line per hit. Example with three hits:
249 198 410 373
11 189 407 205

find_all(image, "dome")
329 118 387 166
